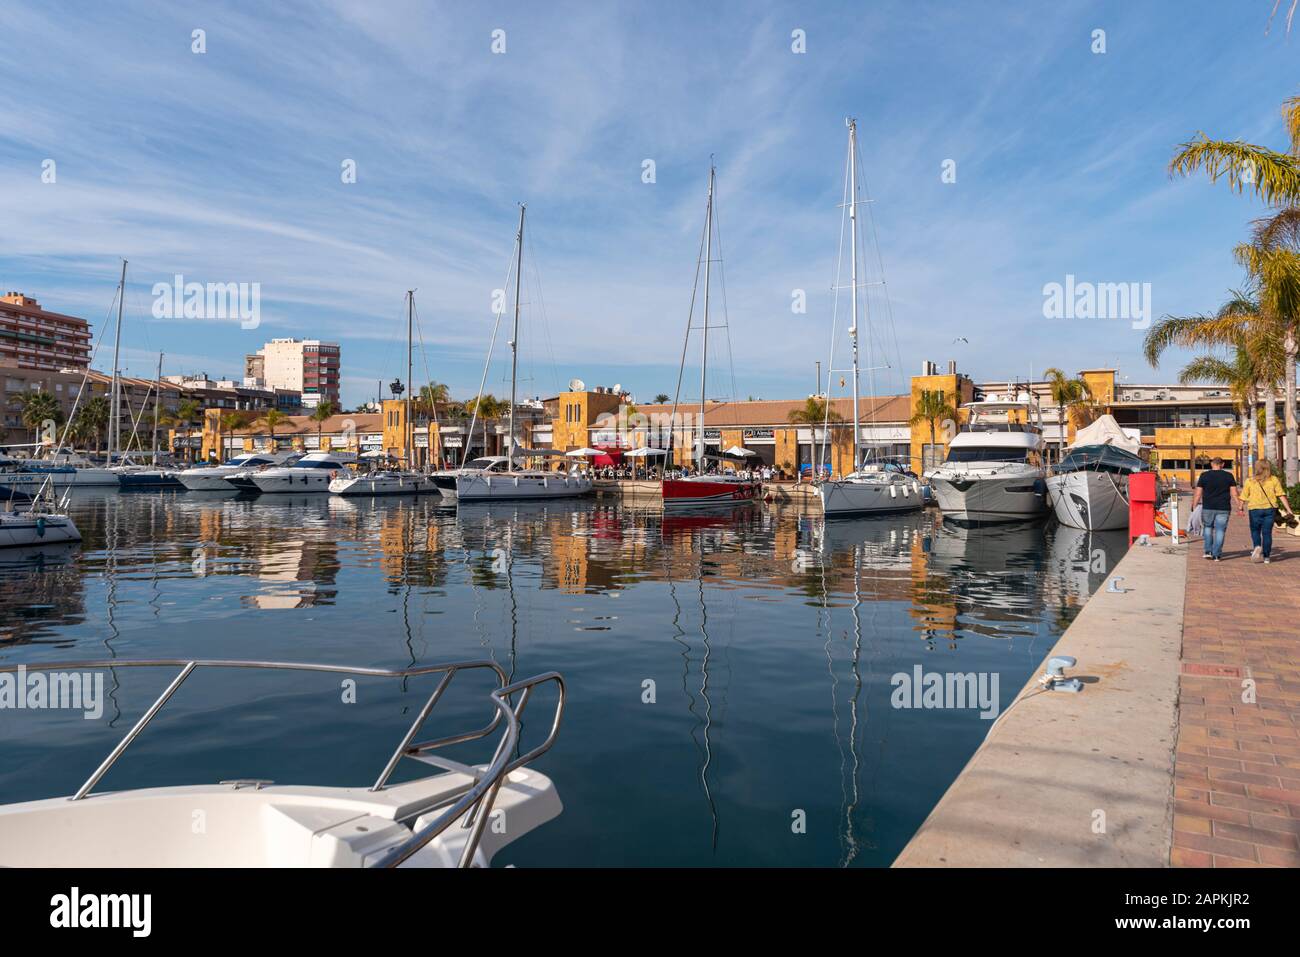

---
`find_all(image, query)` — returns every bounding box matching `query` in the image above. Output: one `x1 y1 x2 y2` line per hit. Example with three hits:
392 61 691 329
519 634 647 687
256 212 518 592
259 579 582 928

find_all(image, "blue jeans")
1248 508 1276 558
1202 508 1229 558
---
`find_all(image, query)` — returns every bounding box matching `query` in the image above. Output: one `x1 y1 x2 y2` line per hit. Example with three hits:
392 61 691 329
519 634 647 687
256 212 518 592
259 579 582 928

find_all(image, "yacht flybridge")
816 119 921 517
660 164 761 508
0 658 564 867
926 391 1048 521
454 205 593 503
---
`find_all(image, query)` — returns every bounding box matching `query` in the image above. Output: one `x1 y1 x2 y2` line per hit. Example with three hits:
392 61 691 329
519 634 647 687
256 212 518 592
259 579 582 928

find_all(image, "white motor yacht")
1047 415 1149 531
0 658 564 868
240 451 357 494
926 392 1048 522
454 457 592 502
177 451 300 491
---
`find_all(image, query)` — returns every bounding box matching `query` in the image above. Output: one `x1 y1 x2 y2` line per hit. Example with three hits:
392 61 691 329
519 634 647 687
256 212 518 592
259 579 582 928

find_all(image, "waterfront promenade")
896 509 1300 868
1172 516 1300 867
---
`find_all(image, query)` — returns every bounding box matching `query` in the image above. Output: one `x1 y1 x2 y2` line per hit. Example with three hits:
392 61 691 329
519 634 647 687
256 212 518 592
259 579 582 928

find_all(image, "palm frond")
1169 137 1300 206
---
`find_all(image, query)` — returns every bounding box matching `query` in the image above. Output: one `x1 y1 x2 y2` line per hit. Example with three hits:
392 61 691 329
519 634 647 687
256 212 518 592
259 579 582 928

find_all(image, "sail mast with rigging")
507 204 525 473
108 260 127 464
698 165 714 470
847 119 861 474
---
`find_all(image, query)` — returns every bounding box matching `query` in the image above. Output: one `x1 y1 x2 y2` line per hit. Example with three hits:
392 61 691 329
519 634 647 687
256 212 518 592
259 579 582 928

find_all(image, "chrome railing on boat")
0 658 565 868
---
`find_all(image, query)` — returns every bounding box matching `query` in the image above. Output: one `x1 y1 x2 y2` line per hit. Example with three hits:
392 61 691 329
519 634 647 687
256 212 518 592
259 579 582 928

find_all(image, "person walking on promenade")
1239 460 1295 565
1192 457 1239 561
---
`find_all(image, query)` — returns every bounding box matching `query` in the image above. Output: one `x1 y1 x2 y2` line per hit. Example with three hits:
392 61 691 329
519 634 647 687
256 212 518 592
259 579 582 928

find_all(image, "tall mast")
698 164 714 469
150 351 163 465
847 119 861 474
508 204 525 473
406 289 414 471
109 259 127 462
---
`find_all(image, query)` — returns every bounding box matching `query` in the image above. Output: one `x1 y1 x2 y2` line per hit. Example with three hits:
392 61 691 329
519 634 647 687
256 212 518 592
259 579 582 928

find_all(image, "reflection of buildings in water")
241 536 340 609
0 545 84 646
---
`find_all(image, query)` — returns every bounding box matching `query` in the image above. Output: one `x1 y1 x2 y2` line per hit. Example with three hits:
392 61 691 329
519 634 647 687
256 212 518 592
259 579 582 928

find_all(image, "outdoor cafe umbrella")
624 446 668 479
723 446 758 457
564 447 603 457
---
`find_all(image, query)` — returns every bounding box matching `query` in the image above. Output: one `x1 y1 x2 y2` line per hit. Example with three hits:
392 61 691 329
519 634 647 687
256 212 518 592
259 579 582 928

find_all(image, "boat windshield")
294 460 345 470
945 447 1031 464
1056 444 1146 474
465 458 506 471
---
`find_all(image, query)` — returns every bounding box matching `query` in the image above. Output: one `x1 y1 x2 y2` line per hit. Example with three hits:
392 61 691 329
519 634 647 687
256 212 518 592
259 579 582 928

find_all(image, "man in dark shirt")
1192 458 1239 561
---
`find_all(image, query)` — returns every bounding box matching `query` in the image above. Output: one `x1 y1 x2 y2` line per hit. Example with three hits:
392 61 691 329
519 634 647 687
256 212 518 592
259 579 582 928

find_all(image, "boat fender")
1032 478 1047 497
889 485 897 498
36 516 46 537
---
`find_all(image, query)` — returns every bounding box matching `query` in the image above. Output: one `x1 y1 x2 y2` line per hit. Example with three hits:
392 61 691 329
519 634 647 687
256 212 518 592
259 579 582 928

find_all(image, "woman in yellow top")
1238 461 1295 564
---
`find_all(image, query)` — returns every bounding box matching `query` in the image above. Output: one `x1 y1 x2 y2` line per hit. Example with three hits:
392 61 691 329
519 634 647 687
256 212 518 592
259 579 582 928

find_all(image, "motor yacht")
177 452 300 491
329 469 435 496
238 451 357 494
926 392 1048 522
1046 415 1148 531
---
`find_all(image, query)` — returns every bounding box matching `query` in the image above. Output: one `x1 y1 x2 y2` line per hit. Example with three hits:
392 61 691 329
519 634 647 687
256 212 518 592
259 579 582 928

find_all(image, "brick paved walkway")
1172 511 1300 867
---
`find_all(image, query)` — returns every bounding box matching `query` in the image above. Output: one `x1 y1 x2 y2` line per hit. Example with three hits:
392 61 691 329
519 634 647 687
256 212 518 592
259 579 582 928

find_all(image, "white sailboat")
659 163 761 508
331 289 436 497
817 119 921 517
455 205 592 503
926 391 1048 521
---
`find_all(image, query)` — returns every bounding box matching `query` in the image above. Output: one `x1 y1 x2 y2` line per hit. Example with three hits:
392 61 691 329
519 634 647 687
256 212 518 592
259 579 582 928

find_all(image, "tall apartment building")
0 292 92 371
245 338 340 409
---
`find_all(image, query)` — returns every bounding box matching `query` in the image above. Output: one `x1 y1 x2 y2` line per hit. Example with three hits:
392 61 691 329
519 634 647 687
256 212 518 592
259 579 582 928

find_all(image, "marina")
0 489 1126 866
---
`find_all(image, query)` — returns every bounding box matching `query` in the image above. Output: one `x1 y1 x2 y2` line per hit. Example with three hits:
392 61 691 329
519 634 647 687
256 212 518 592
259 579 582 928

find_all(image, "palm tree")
1144 289 1286 475
1042 369 1094 463
786 395 843 425
653 393 671 405
217 410 253 460
465 394 508 456
907 390 957 471
309 400 338 449
1170 96 1300 481
1177 348 1264 472
76 396 110 453
18 390 63 446
260 409 287 449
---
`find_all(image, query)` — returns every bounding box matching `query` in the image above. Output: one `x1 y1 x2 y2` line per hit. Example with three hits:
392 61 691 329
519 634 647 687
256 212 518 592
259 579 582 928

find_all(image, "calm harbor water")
0 490 1126 866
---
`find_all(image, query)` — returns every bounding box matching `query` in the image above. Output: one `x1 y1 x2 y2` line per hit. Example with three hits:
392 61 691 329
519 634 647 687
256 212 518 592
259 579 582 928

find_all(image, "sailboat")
817 119 921 517
660 164 762 509
455 205 592 502
331 290 435 496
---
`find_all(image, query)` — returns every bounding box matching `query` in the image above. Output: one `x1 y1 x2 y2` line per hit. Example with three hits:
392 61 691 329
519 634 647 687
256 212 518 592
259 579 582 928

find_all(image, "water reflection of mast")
666 557 720 853
103 494 123 726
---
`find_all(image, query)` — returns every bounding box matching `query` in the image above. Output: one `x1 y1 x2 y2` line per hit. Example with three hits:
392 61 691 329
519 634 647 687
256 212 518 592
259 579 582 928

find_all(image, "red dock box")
1128 471 1157 542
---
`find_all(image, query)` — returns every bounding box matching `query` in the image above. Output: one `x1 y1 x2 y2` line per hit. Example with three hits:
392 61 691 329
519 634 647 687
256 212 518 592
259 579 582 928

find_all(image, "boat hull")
928 470 1047 521
329 473 435 496
1046 470 1130 531
0 767 560 867
455 472 592 502
661 477 761 508
0 513 82 548
0 468 118 489
818 478 923 516
250 471 333 494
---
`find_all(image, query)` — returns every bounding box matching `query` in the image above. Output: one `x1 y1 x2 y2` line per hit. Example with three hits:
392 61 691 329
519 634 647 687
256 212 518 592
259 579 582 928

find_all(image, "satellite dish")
569 378 586 392
612 383 621 394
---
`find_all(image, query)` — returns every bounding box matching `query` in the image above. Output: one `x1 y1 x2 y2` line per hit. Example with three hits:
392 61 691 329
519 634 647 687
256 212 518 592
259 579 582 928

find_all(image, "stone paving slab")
1173 513 1300 868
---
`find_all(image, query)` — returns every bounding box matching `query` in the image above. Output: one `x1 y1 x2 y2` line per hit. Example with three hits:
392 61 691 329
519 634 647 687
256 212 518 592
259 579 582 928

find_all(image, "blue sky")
0 0 1296 408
